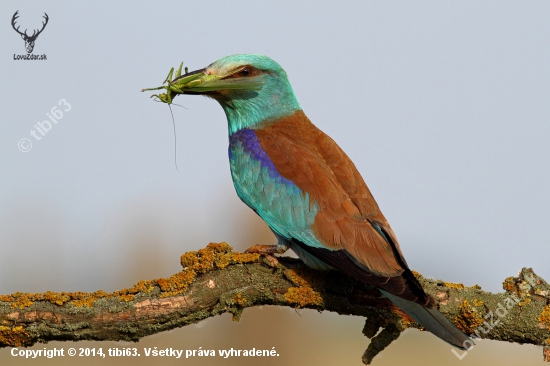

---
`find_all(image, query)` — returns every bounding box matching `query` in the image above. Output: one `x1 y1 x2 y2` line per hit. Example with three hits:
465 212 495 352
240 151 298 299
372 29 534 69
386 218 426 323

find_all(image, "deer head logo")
12 11 49 54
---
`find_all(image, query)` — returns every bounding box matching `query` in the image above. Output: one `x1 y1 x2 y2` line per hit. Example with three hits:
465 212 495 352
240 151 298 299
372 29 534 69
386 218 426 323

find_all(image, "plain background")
1 1 549 365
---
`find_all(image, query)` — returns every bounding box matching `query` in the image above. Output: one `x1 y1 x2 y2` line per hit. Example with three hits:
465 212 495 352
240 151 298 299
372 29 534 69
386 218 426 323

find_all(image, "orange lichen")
113 281 156 301
180 251 199 268
0 243 263 308
284 287 323 308
442 281 481 290
118 294 135 302
205 242 231 253
0 295 12 302
214 252 231 269
473 299 484 307
284 268 314 287
1 290 121 309
410 270 422 278
283 267 324 289
502 272 533 299
188 243 226 273
158 243 260 298
503 276 516 292
70 298 96 308
538 305 550 330
131 280 156 294
8 293 34 309
281 266 326 308
157 270 197 298
67 291 103 308
180 242 259 273
161 242 261 298
42 291 71 306
231 293 248 306
0 325 32 347
455 300 485 334
192 249 215 273
230 252 261 264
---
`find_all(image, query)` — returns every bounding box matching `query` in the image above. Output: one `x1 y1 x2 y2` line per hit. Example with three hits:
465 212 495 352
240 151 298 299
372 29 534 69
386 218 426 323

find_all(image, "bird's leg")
244 233 290 267
245 244 286 267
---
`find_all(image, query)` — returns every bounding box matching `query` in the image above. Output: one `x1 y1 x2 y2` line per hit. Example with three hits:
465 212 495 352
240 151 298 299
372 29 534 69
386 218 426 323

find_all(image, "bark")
1 243 549 364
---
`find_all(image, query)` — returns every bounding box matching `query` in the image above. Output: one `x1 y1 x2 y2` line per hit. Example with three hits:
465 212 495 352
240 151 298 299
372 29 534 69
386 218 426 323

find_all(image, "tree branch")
1 243 549 364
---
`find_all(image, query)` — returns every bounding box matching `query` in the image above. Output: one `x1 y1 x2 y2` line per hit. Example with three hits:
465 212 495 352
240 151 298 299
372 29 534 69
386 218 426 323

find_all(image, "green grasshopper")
142 62 203 104
143 61 264 103
142 61 264 170
141 62 204 171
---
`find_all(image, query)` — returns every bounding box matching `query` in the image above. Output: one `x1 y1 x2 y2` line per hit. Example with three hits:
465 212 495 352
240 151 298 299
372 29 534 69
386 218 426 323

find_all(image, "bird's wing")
254 111 408 278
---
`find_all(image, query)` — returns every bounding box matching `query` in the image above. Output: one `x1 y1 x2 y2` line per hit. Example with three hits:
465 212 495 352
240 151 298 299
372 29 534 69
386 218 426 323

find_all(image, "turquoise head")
177 54 301 134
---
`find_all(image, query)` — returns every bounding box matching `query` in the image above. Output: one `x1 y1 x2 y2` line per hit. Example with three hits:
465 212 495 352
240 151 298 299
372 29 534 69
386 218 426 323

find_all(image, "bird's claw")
263 254 279 268
245 244 284 268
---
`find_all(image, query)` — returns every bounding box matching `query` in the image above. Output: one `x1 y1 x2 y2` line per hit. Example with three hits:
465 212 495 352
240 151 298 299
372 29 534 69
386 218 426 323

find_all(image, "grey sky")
1 1 549 365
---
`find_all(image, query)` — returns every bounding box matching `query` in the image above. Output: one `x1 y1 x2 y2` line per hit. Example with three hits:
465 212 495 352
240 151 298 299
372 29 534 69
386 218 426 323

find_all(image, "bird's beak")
142 62 264 103
173 68 264 94
170 68 207 95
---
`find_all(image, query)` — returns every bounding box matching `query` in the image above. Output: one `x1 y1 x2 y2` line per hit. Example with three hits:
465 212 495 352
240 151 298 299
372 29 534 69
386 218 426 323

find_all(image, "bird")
164 54 471 350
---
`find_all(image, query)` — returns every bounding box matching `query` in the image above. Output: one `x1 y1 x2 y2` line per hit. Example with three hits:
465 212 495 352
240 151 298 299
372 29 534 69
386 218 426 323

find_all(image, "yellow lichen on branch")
0 326 32 347
158 242 260 298
540 305 550 331
284 287 324 308
283 267 325 308
0 243 260 307
230 293 248 306
454 299 485 334
0 285 156 310
0 244 549 364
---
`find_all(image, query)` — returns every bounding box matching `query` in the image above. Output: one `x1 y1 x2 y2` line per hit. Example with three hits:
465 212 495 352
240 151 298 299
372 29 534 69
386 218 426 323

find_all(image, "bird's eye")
239 67 251 77
225 66 260 79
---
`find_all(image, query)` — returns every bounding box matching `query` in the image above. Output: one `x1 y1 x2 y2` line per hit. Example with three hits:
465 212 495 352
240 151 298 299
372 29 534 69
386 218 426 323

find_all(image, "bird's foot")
245 244 288 268
263 255 279 267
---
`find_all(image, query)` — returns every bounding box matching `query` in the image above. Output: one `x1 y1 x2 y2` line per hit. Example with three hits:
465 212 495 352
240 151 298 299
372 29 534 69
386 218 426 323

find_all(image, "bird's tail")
380 289 474 350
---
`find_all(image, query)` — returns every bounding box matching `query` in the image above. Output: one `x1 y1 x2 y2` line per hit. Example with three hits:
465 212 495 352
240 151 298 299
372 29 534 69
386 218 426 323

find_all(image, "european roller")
162 54 471 350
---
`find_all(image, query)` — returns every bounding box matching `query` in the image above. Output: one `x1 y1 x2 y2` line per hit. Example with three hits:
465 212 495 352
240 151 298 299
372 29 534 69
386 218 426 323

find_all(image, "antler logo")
12 11 49 54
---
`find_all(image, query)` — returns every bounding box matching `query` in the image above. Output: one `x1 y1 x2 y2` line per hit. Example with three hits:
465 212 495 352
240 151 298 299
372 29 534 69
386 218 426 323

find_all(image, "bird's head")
175 54 301 134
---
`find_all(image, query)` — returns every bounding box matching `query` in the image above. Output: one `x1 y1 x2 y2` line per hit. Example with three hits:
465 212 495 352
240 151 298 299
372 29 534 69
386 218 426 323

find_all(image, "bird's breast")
228 129 321 244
